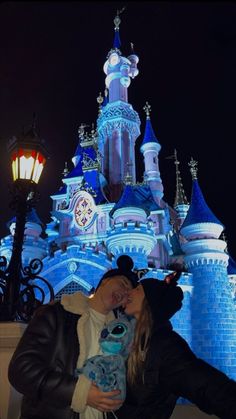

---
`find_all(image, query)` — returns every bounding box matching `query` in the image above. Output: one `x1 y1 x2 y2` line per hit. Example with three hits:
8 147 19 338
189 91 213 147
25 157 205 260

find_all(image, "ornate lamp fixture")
0 118 54 322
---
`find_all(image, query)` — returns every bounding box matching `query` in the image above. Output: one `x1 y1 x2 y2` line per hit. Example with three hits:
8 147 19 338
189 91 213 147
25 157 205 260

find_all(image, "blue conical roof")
110 184 160 217
74 142 83 158
55 184 67 195
110 185 143 216
65 161 83 178
7 208 44 229
227 255 236 275
27 208 44 225
181 180 223 229
141 118 159 148
113 29 121 49
83 170 107 205
133 184 161 212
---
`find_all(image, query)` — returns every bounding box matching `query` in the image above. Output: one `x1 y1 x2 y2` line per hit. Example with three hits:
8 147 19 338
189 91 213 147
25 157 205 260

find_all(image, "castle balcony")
106 221 156 256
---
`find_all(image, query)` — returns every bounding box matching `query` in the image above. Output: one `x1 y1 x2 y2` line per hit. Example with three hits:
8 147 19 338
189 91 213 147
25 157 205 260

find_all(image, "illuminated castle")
1 10 236 381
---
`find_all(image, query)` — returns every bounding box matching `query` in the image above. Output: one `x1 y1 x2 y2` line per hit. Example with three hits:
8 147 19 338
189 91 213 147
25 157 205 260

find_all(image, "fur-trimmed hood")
61 291 90 315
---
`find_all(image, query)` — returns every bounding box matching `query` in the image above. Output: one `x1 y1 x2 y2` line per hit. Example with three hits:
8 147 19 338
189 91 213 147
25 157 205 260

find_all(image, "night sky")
1 1 236 260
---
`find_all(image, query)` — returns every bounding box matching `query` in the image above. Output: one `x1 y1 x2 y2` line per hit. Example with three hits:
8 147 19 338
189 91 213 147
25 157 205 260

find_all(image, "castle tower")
180 158 236 379
1 208 47 265
97 9 140 201
140 102 163 205
107 183 156 268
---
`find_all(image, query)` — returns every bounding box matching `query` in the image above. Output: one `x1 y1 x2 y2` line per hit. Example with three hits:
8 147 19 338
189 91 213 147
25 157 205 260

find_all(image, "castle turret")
180 158 236 379
97 10 140 201
1 209 47 265
140 102 163 205
107 183 156 268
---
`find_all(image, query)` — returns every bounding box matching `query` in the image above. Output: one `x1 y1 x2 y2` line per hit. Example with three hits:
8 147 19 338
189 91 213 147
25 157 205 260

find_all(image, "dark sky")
1 1 236 259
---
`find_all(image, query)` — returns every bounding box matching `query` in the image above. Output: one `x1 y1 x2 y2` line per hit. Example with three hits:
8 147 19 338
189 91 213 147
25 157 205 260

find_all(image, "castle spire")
97 8 140 201
113 7 125 50
140 102 163 204
173 149 188 207
141 102 159 147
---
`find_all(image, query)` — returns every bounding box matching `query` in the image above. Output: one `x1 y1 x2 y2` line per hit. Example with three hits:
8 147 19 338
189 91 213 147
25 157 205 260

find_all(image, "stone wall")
0 322 26 419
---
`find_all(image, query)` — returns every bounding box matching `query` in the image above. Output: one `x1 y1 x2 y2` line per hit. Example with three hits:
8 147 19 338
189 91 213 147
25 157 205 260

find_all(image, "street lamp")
0 120 54 322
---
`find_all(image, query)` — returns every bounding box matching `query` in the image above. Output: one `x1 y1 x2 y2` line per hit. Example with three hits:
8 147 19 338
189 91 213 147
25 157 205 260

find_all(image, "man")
8 255 138 419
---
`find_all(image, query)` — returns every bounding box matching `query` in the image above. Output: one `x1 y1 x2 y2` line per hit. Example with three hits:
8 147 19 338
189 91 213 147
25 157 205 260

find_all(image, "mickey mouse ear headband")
133 268 182 284
164 270 182 285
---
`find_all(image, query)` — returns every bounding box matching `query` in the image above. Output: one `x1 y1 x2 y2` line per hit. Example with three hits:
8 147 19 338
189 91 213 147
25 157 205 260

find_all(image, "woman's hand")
87 383 123 412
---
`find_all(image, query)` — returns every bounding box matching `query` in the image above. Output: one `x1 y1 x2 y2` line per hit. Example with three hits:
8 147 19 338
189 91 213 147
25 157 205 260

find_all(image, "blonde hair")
127 297 153 385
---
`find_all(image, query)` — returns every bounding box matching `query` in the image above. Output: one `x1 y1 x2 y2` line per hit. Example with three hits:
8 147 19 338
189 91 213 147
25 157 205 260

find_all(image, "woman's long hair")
127 297 153 385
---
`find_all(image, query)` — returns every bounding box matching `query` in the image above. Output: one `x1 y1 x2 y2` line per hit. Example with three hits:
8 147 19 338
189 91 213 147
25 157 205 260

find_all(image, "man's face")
98 275 133 312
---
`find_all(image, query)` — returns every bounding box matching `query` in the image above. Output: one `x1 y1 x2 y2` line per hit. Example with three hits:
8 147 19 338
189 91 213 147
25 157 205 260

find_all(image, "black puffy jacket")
116 321 236 419
8 302 81 419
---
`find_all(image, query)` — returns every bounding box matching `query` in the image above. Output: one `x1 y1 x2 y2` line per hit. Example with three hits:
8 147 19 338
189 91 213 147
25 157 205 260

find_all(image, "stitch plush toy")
75 315 136 404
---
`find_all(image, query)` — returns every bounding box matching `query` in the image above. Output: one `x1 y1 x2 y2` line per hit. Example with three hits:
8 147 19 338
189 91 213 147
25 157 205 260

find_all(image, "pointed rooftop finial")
221 231 228 252
97 92 103 105
124 162 133 185
91 123 96 140
188 157 198 180
97 92 103 114
114 7 125 30
62 161 69 177
223 232 229 253
112 7 125 50
143 102 151 120
78 123 89 140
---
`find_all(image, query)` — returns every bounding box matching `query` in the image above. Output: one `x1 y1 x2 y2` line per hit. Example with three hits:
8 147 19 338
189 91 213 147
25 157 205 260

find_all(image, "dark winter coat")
116 321 236 419
8 302 81 419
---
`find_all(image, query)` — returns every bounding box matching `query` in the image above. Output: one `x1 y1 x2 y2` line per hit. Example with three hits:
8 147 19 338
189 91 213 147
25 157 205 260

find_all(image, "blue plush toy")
75 315 136 404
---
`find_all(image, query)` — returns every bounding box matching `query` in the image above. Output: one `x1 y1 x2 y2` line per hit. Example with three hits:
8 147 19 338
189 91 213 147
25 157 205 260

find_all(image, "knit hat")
95 255 139 290
141 273 183 324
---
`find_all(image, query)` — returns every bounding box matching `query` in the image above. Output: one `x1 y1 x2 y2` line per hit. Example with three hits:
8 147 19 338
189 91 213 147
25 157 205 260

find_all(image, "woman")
116 277 236 419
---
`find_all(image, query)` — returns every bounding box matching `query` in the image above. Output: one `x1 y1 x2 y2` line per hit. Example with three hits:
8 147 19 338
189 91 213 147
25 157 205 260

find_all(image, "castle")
1 10 236 382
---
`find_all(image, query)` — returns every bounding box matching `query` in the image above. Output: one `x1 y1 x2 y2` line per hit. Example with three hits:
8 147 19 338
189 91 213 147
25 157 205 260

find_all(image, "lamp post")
0 121 54 322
